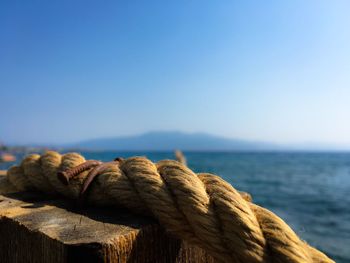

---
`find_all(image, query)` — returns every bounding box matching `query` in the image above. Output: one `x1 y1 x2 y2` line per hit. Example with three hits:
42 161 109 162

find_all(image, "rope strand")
2 151 334 263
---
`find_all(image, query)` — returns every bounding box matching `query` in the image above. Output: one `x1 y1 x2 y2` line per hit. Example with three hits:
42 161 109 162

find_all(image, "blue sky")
1 1 350 146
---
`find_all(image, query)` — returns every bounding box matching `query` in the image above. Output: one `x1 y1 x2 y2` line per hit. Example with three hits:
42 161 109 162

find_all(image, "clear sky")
1 1 350 146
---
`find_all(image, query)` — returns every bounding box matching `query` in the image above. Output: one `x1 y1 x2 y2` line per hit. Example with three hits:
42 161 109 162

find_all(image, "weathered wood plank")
0 190 214 263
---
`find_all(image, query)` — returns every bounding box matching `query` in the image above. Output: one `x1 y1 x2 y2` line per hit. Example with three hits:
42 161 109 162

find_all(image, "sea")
1 151 349 262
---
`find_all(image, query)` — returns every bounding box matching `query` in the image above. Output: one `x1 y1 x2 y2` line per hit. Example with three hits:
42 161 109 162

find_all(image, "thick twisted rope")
0 151 333 263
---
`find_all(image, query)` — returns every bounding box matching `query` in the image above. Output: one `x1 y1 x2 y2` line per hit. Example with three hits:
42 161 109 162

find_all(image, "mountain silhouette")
70 131 278 151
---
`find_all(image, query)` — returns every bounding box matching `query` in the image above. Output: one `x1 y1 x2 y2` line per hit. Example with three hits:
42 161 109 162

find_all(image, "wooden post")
0 176 214 263
174 150 187 166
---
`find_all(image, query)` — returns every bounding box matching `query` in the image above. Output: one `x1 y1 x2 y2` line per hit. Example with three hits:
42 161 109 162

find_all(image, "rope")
1 151 334 263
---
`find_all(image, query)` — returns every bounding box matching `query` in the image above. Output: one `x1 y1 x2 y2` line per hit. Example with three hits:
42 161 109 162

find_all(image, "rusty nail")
57 160 102 185
78 161 119 204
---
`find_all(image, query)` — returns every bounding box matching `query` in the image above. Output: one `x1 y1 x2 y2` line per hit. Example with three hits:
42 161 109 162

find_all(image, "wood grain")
0 190 214 263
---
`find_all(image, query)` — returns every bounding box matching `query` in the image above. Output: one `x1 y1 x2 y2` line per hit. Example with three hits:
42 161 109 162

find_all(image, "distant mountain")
69 131 279 151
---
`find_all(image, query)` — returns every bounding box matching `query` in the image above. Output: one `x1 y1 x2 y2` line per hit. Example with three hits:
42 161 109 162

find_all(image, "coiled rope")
0 151 333 263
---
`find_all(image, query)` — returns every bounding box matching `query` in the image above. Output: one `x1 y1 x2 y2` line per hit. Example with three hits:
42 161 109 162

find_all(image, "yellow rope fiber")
0 151 334 263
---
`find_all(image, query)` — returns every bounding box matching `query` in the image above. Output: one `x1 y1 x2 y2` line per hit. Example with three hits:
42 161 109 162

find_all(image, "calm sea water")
2 151 349 262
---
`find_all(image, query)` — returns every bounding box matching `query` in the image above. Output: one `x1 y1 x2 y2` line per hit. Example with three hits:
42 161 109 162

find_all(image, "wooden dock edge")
0 187 214 262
